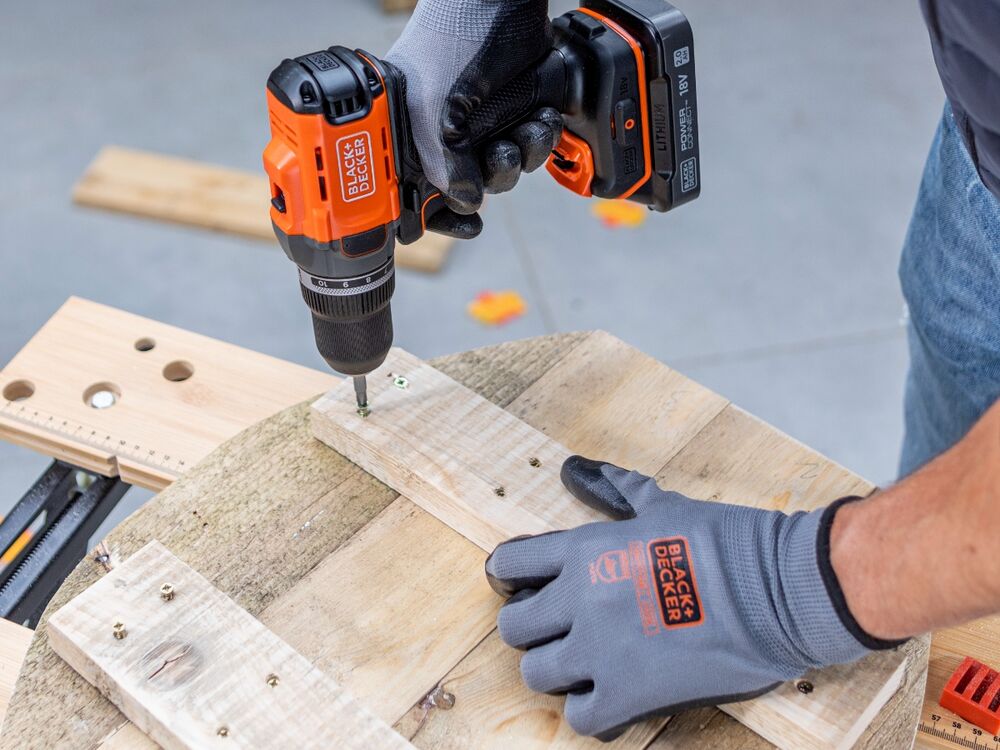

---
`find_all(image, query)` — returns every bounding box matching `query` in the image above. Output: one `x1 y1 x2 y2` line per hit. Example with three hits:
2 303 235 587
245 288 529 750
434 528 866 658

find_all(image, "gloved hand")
386 0 562 237
485 456 904 740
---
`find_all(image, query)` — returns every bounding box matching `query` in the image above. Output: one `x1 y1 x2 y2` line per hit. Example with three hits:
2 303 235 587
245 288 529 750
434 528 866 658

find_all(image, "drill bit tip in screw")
353 376 370 418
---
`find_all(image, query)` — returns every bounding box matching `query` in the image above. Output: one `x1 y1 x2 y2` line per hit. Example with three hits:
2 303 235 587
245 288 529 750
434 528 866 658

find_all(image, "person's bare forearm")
831 398 1000 640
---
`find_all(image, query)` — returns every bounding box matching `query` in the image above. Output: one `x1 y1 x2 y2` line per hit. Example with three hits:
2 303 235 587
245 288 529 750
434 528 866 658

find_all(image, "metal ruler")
918 713 1000 750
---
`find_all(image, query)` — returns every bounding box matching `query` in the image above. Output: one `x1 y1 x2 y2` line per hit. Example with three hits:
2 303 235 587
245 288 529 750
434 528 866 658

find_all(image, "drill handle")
465 50 569 144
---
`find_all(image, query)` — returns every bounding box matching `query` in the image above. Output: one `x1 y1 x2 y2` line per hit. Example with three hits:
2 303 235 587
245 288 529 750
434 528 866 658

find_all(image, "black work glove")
386 0 563 238
485 456 905 740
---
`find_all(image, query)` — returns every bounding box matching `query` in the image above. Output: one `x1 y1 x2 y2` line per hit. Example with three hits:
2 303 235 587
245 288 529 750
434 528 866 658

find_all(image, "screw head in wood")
160 583 175 601
528 457 541 468
266 673 279 688
494 486 506 497
356 405 371 418
796 680 814 694
437 690 456 709
112 622 127 640
424 685 456 710
393 376 409 390
217 726 229 738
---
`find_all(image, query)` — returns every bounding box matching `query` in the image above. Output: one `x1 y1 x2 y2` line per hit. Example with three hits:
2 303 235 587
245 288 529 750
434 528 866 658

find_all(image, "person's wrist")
819 498 909 649
775 500 904 667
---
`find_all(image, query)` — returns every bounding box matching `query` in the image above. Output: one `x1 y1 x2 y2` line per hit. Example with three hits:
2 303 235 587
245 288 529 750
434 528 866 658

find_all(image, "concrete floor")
0 0 943 531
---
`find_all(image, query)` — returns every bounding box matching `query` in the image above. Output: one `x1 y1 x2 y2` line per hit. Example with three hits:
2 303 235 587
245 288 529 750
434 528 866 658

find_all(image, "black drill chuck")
297 259 395 376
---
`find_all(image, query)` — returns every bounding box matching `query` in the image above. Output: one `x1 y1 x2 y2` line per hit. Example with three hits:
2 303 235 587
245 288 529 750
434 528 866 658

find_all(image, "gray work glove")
386 0 563 232
485 456 904 740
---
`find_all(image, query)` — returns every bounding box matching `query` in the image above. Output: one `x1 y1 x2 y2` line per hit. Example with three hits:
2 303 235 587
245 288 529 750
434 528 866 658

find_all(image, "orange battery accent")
576 6 652 201
940 657 1000 734
548 129 595 197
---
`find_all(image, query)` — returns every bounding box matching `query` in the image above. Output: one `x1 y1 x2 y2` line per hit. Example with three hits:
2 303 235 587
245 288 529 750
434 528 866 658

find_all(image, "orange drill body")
264 0 700 378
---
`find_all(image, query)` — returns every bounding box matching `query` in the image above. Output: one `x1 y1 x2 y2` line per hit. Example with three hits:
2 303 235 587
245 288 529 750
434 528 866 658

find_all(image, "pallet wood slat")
311 343 909 749
47 541 413 750
72 146 453 273
0 297 335 490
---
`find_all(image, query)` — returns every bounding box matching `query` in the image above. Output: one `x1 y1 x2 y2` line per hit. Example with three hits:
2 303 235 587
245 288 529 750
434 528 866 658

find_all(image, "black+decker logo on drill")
648 537 703 628
337 132 376 202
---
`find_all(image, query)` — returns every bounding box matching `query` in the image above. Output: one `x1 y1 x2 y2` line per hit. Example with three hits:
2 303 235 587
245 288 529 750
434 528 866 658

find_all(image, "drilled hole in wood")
2 380 34 402
134 337 156 352
83 382 121 409
163 360 194 382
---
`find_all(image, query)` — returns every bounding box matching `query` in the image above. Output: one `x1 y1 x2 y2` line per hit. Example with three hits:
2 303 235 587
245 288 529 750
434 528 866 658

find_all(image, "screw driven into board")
796 680 814 695
217 726 230 738
423 685 456 710
160 583 175 601
112 622 127 640
266 673 280 688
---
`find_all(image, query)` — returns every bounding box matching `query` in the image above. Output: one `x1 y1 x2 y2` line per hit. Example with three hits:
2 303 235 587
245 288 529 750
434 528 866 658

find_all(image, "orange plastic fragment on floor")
940 657 1000 734
591 199 647 228
468 290 527 326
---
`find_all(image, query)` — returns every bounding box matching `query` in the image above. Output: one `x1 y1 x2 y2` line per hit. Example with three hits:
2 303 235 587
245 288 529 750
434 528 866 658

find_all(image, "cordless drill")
263 0 700 409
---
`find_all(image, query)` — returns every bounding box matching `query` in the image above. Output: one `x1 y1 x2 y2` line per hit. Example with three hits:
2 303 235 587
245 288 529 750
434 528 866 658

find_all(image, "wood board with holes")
72 146 454 273
0 325 929 750
48 540 414 750
0 297 334 489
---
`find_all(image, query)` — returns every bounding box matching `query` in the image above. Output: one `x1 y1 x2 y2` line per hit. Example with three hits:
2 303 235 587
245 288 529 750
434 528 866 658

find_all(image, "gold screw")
217 726 229 738
160 583 175 601
528 457 541 468
266 673 280 688
494 486 506 497
112 622 127 640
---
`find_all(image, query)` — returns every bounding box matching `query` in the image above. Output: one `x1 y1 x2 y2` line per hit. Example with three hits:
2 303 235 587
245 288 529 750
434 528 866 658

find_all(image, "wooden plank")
915 615 1000 749
47 541 413 750
72 146 454 273
0 297 335 490
311 345 909 749
259 498 495 724
0 619 32 729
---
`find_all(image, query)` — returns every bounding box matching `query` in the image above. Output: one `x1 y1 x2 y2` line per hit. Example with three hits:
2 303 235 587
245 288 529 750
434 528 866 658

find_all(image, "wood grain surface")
49 541 413 749
0 297 335 490
0 331 929 749
72 146 454 273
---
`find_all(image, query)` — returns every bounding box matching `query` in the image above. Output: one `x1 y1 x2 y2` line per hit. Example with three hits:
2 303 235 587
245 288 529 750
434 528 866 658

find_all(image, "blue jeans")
898 103 1000 477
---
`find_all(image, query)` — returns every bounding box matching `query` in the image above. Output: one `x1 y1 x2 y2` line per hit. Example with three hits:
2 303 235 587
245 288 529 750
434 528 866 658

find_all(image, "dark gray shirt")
922 0 1000 198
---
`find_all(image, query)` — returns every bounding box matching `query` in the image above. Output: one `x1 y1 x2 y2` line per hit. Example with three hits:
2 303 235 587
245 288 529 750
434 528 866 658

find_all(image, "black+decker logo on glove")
648 537 703 628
